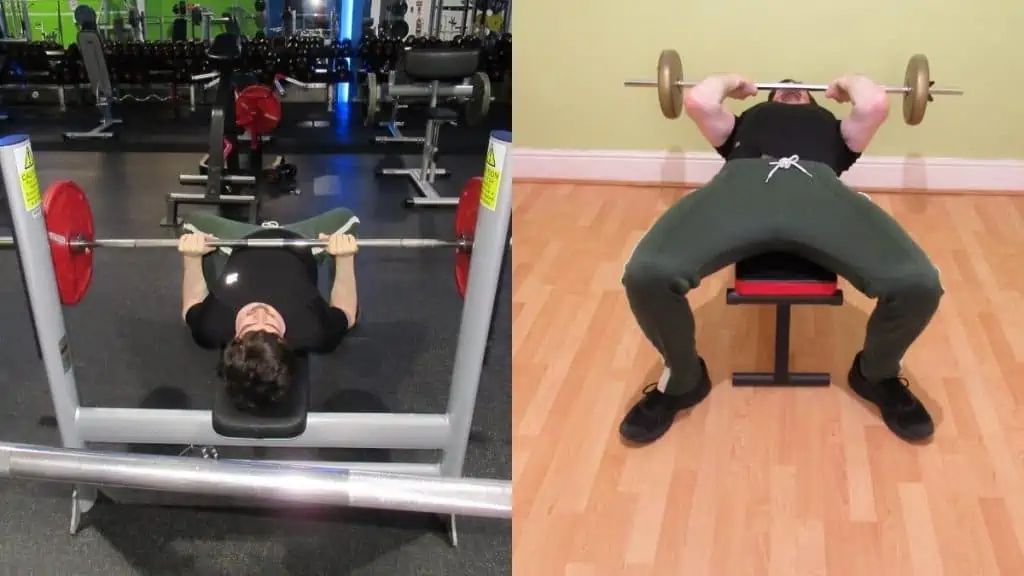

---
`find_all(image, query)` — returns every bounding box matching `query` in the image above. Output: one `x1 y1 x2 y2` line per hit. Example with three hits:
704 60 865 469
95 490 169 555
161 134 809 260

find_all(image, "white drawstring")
765 155 813 183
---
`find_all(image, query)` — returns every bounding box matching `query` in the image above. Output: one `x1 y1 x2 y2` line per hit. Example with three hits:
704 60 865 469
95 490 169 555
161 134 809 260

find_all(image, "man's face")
772 88 812 105
235 302 286 338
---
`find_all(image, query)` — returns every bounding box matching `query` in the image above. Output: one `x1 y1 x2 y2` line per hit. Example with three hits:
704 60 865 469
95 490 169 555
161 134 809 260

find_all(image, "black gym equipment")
74 4 98 31
376 47 481 208
167 32 296 227
63 12 122 141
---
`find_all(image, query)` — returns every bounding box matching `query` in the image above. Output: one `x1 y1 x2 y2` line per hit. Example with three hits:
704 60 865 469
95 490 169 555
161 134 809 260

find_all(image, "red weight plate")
453 177 482 299
42 180 94 306
235 85 282 138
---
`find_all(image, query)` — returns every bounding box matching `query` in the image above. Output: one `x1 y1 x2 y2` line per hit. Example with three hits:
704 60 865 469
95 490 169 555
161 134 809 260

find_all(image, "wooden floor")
511 183 1024 576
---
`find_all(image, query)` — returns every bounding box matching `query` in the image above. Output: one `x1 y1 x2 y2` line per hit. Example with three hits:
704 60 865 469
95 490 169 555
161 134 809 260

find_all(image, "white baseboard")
512 149 1024 193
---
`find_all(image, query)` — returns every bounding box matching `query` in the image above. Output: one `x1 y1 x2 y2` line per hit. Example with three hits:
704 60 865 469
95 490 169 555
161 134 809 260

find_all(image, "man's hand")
178 233 217 257
826 77 853 103
320 232 358 258
724 74 758 100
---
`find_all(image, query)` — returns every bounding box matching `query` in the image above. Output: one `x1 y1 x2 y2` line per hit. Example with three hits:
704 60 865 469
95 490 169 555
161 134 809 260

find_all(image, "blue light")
338 0 353 104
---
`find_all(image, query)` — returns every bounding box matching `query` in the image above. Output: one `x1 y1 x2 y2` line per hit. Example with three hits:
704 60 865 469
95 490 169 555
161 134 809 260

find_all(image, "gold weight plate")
657 50 684 119
903 54 930 126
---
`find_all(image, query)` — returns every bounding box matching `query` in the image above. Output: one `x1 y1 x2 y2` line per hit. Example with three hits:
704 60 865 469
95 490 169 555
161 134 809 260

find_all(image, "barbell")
0 237 469 250
624 50 965 125
6 179 486 306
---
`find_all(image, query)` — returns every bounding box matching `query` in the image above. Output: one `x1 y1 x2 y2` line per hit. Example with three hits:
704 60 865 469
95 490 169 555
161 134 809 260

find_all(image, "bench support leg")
732 303 831 387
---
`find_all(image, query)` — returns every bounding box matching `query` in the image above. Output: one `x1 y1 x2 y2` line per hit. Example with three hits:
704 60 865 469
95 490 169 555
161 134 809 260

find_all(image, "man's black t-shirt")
714 102 862 175
185 227 350 353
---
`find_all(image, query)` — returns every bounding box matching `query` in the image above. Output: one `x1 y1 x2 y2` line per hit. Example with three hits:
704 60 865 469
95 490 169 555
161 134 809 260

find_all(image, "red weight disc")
42 180 95 306
453 177 482 299
235 85 282 137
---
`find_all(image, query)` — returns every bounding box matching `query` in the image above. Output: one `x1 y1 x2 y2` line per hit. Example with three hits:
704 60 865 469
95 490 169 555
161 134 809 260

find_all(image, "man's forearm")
181 256 208 321
329 256 358 323
684 75 733 112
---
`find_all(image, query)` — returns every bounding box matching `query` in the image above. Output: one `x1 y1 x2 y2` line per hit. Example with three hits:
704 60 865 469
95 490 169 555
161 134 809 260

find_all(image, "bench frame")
725 255 844 387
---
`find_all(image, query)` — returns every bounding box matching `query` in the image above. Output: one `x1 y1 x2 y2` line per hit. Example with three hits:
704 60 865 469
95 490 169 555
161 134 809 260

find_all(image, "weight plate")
657 49 684 119
364 73 379 127
42 180 95 306
903 53 930 126
453 177 482 299
462 72 492 126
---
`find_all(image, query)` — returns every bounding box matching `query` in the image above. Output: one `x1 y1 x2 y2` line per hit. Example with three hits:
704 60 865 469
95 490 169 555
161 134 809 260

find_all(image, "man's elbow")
858 92 890 123
683 91 718 119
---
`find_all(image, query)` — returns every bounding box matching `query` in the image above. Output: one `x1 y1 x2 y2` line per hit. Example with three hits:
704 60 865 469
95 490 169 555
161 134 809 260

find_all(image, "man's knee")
622 255 695 298
881 263 944 312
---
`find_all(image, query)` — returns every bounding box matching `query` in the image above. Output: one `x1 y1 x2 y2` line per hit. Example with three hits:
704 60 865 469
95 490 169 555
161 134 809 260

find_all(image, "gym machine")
62 8 122 141
1 129 514 537
170 32 297 226
376 47 481 207
369 68 489 145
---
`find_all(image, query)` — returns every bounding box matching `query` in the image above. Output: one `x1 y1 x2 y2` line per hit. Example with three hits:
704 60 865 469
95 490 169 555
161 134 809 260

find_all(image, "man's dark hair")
219 330 297 412
767 79 817 104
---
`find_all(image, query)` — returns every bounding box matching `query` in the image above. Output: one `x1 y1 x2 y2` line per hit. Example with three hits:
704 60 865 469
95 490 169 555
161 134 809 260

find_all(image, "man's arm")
181 254 209 322
683 74 752 148
836 75 890 152
329 255 358 326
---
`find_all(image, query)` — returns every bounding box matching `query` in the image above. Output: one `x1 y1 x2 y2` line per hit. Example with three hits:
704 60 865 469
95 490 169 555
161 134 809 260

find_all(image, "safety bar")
0 442 512 519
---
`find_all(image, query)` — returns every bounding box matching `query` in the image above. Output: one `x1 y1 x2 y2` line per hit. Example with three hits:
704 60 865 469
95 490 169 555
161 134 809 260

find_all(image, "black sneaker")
619 359 712 445
848 352 934 442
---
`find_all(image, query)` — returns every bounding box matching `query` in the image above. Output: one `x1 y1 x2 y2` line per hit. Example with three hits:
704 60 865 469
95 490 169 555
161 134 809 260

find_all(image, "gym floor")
512 183 1024 575
0 148 511 574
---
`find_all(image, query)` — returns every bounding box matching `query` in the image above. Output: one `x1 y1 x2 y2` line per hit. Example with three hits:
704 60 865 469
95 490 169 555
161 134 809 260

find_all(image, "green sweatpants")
622 158 943 393
181 207 360 284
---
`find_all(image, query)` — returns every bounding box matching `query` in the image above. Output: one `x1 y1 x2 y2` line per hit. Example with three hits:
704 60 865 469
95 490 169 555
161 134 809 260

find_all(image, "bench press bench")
211 239 322 439
725 252 844 386
212 354 311 439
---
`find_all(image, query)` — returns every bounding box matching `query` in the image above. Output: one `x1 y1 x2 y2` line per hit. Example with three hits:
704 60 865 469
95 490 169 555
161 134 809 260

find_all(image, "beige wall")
513 1 1024 158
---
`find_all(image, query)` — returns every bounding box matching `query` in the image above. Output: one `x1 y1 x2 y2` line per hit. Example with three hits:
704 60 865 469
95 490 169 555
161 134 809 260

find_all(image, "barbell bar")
624 50 965 125
622 79 965 95
16 179 487 306
0 236 470 250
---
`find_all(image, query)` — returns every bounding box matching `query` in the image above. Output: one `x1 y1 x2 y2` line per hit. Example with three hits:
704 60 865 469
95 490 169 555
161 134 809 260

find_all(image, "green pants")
622 158 943 393
182 207 360 284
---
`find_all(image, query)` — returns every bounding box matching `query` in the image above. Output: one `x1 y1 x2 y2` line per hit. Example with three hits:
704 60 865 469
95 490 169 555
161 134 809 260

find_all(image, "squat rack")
0 131 513 539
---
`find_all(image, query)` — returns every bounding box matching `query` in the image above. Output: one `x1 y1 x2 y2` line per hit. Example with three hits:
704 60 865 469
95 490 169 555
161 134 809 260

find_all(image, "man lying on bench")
619 76 944 446
178 208 360 418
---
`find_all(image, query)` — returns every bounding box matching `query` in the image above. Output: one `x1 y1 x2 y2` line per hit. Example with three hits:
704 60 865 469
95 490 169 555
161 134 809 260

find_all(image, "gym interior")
0 0 512 574
513 1 1024 575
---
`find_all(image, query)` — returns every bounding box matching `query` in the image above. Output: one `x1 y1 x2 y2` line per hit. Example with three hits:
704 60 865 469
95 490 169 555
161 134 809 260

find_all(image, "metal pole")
459 0 469 35
440 130 512 479
0 135 98 523
0 441 512 519
429 0 443 36
0 237 467 249
502 0 510 34
0 135 87 453
622 79 965 96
